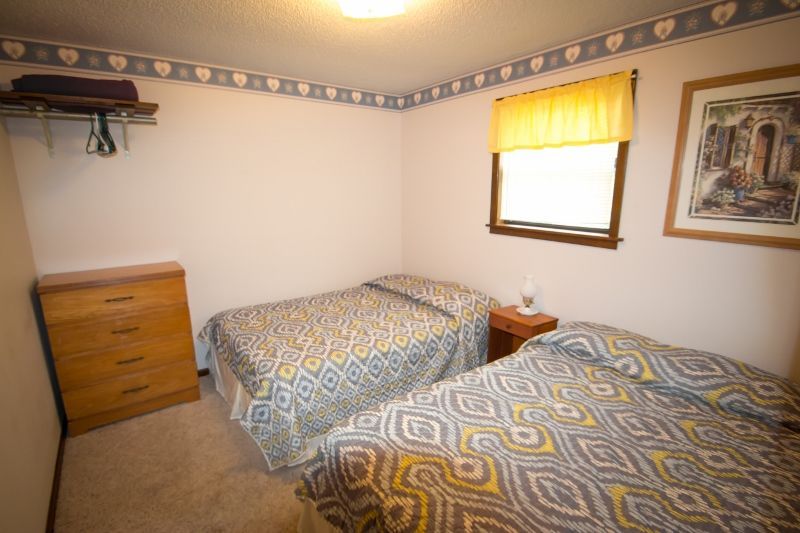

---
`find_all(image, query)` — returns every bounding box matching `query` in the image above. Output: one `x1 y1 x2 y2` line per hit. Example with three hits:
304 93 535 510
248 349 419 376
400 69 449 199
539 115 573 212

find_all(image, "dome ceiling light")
338 0 405 19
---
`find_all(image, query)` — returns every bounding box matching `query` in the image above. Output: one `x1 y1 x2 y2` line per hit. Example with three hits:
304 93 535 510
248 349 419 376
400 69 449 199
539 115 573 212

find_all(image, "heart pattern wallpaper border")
1 0 798 112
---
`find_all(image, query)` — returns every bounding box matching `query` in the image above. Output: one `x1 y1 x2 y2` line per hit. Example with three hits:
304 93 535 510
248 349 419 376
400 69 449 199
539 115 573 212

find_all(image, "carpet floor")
54 376 304 532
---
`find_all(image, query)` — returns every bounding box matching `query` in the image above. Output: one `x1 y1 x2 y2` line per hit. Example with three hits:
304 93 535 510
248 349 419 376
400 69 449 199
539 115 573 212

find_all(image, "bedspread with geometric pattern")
297 322 800 531
200 275 498 469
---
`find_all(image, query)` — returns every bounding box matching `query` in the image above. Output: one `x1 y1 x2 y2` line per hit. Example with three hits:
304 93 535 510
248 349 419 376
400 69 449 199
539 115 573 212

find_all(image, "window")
487 71 635 249
792 144 800 172
702 124 737 169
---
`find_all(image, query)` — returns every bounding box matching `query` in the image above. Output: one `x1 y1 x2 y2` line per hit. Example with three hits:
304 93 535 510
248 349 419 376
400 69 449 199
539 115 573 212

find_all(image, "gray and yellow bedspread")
200 274 498 469
298 322 800 531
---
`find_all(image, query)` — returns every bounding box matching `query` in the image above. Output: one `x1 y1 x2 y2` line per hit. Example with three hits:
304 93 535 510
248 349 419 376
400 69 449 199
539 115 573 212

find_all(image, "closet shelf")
0 91 159 157
0 91 158 116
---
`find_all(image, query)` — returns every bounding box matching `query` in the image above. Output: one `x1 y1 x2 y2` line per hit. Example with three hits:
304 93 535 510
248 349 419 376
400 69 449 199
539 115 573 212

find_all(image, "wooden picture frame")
664 64 800 250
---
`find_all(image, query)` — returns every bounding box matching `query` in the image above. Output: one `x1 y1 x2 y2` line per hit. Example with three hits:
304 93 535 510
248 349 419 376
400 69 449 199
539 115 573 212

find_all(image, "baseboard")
46 429 66 533
197 368 209 377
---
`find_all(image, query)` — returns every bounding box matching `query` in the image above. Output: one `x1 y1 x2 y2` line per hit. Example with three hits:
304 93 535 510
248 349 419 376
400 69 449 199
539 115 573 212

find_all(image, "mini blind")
499 142 618 233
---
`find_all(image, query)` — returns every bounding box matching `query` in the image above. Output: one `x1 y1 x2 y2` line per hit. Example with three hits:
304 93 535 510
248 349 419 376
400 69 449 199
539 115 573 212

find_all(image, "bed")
199 274 499 470
297 322 800 532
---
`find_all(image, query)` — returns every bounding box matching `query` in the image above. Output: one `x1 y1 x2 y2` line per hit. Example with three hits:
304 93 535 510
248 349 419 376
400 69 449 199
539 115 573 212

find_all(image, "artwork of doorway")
664 64 800 250
690 92 800 224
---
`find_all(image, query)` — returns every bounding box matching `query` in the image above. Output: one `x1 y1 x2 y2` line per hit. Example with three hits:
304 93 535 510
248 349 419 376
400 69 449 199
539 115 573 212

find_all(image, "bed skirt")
206 342 326 467
208 342 251 420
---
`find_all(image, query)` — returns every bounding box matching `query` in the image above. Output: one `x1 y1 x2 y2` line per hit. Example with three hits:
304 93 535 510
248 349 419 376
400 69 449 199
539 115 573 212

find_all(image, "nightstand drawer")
488 306 558 364
62 359 198 419
490 313 534 339
56 335 194 391
48 303 191 358
40 277 187 324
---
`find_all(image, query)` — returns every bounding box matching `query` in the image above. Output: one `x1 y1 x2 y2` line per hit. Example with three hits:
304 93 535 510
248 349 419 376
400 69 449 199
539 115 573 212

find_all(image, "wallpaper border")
1 0 798 112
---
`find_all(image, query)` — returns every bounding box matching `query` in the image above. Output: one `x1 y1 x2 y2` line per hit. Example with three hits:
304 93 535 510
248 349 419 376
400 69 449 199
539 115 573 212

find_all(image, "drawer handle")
122 385 149 394
111 326 140 335
506 324 512 329
116 356 144 365
105 296 134 303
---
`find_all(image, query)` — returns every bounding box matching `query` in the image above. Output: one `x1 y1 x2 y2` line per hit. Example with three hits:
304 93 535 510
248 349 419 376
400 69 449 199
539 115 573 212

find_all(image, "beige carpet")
55 376 304 532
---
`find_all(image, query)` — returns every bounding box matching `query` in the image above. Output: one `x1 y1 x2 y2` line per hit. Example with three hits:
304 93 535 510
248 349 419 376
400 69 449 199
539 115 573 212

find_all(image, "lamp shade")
520 275 536 299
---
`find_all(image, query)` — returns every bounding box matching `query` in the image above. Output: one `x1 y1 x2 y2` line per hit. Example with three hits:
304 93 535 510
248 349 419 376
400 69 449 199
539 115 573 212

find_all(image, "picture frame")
664 64 800 250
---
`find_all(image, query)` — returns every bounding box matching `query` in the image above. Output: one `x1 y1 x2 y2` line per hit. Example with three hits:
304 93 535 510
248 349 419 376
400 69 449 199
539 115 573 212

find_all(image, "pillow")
364 275 499 322
535 322 800 431
363 274 434 302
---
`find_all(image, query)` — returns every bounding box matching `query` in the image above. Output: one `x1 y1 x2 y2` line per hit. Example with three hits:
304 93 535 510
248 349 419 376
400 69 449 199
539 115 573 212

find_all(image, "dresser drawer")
489 313 534 339
62 359 198 420
56 335 194 391
48 304 191 358
40 277 187 324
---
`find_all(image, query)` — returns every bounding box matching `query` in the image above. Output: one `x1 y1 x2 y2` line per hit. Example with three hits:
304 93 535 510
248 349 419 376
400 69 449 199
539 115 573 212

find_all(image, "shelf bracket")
120 110 131 158
35 111 55 158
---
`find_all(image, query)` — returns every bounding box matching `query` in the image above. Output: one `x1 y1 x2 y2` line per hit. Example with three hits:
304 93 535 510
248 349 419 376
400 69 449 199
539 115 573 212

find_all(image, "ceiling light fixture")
338 0 405 19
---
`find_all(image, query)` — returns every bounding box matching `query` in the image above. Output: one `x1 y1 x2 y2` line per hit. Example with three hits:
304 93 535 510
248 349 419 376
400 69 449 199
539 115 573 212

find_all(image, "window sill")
487 223 623 249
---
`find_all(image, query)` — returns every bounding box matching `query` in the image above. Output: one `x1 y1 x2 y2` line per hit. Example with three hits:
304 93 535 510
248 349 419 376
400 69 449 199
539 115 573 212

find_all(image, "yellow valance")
488 70 634 153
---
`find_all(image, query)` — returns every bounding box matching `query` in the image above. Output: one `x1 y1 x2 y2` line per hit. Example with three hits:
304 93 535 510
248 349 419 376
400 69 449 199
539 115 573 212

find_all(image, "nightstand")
487 305 558 363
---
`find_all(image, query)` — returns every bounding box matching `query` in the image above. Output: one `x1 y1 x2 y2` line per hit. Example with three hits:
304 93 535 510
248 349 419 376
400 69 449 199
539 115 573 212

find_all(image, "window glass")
499 142 618 234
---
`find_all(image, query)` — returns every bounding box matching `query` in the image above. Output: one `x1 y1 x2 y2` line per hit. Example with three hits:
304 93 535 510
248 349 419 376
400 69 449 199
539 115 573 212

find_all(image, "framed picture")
664 64 800 250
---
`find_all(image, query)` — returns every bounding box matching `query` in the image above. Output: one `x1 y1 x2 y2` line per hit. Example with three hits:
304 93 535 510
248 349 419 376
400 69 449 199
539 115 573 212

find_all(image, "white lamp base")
516 306 539 316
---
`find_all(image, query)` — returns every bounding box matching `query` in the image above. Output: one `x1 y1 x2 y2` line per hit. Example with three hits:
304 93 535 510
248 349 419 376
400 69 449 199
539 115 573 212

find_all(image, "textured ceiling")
0 0 701 94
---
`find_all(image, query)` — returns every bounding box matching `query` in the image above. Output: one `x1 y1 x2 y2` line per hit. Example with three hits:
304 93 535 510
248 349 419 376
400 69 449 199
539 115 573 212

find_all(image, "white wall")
2 66 403 367
0 119 61 533
3 19 799 378
401 18 800 378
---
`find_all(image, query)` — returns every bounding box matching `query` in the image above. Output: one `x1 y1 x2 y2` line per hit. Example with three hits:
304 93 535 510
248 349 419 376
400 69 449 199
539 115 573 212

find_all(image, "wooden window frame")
488 141 630 250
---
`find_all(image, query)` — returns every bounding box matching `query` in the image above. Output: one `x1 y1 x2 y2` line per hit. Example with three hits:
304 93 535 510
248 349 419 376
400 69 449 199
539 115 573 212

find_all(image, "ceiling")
0 0 701 95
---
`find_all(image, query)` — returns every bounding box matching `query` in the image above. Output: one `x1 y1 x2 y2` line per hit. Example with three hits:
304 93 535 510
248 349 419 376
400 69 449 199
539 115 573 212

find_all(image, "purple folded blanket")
12 75 138 101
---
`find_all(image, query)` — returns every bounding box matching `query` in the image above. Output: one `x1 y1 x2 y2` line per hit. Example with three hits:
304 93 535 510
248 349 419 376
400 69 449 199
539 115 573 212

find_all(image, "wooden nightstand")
487 305 558 363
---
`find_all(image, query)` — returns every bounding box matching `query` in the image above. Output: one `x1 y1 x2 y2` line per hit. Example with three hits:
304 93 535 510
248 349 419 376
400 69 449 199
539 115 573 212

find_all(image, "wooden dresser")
37 261 199 435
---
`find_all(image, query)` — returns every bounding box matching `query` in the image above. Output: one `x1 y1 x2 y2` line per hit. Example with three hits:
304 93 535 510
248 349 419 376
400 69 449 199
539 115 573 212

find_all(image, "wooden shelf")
0 90 158 116
0 91 159 157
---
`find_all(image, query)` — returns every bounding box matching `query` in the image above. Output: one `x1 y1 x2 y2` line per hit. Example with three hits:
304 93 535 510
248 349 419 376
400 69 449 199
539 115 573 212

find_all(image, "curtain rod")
495 68 638 102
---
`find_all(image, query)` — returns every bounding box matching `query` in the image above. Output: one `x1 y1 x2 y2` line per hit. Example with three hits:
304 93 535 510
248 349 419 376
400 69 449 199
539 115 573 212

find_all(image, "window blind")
499 142 618 232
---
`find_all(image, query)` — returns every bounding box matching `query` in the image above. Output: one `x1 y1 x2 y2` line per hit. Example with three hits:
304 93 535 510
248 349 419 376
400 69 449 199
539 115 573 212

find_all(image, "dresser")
38 261 199 435
487 305 558 364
